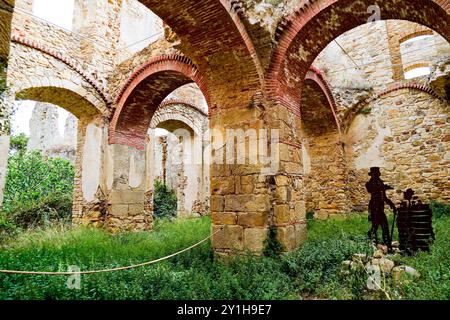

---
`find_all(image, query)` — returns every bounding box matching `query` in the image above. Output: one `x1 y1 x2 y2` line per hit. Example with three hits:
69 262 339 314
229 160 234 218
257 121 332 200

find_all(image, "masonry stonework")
0 0 448 255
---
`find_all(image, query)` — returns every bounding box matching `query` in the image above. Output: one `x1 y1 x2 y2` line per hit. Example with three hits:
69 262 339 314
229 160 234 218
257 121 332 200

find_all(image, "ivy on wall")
0 58 7 97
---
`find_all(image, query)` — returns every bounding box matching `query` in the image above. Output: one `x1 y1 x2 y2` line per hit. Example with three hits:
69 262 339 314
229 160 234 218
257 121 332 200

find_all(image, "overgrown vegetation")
153 180 177 219
9 133 29 155
263 226 284 258
0 58 7 97
0 208 448 300
1 150 74 230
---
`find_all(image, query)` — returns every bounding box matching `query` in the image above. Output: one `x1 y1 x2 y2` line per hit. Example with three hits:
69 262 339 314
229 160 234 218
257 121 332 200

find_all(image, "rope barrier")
0 227 223 276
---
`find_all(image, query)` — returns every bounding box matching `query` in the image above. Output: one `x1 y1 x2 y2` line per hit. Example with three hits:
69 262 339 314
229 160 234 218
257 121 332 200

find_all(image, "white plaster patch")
106 143 114 190
129 148 145 189
354 109 391 169
301 142 311 174
82 123 102 202
0 135 11 205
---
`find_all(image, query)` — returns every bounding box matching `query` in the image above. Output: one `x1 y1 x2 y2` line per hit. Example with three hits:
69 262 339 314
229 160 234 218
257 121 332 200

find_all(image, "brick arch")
110 55 210 150
341 83 442 129
137 0 263 105
267 0 450 113
13 79 104 120
150 100 208 137
303 67 341 136
10 34 111 105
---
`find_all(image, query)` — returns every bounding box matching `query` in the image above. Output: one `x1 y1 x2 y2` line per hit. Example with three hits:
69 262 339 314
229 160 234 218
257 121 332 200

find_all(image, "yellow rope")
0 227 223 276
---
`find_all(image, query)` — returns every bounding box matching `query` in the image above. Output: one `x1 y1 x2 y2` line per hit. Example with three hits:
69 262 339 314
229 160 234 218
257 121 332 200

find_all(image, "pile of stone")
341 242 421 290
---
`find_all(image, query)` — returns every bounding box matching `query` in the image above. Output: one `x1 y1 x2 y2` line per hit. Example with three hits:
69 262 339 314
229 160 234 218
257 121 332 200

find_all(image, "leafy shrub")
9 133 29 155
8 194 73 228
2 151 74 227
430 202 450 219
263 226 284 257
153 180 177 219
0 213 17 243
281 234 372 295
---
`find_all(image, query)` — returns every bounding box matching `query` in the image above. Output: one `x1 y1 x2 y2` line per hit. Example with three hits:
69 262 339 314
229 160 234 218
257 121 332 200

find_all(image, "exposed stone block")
244 228 268 253
109 190 145 205
212 225 243 251
212 212 237 225
238 212 268 228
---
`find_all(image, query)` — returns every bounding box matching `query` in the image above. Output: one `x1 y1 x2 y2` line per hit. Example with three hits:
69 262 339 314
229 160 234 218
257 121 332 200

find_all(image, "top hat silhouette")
368 167 381 176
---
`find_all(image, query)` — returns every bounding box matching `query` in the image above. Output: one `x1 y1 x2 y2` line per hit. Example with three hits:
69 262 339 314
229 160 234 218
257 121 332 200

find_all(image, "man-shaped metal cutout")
366 167 396 251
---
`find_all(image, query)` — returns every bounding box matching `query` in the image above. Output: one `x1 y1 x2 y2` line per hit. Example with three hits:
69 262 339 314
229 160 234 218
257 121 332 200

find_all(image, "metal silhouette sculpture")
396 189 434 255
366 167 396 252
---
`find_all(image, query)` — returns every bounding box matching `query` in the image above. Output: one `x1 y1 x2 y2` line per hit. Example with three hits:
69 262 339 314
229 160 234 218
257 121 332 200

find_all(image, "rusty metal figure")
366 167 396 251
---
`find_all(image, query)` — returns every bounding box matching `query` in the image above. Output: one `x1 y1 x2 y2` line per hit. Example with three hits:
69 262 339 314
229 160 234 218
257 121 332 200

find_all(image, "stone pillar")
0 0 15 209
72 117 108 226
106 143 152 232
210 101 308 256
303 131 351 219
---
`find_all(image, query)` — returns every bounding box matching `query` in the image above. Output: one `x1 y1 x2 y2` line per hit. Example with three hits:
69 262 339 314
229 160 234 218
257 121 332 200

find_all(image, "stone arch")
344 86 450 209
150 100 208 137
341 83 442 130
14 80 103 120
303 67 341 136
267 0 450 113
137 0 263 98
148 100 209 218
110 55 210 150
11 84 105 226
10 35 111 107
301 67 349 219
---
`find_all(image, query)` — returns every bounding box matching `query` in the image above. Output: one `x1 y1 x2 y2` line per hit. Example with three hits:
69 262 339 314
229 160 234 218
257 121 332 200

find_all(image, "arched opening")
148 97 209 219
302 19 450 216
110 55 209 150
268 0 450 109
301 69 348 220
3 84 103 227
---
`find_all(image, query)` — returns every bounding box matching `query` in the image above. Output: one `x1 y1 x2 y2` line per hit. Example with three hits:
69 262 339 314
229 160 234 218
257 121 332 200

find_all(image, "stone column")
210 100 308 256
72 116 108 226
269 103 308 252
0 0 15 209
106 142 152 232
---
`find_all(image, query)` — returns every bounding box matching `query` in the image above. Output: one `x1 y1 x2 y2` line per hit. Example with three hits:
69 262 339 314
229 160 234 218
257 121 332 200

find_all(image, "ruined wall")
305 20 450 215
149 101 209 217
302 131 351 219
117 0 164 62
345 89 449 210
27 102 78 163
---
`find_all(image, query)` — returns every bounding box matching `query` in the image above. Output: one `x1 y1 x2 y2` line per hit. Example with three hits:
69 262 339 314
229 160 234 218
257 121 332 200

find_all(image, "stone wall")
149 101 209 217
1 0 449 256
303 20 450 216
27 102 78 163
345 89 449 210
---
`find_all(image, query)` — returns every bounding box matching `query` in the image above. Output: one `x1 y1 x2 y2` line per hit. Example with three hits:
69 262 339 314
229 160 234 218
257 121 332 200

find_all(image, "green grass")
0 214 448 300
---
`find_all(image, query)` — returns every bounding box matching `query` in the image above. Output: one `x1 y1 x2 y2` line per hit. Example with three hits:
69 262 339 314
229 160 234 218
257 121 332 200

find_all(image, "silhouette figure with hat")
366 167 396 252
